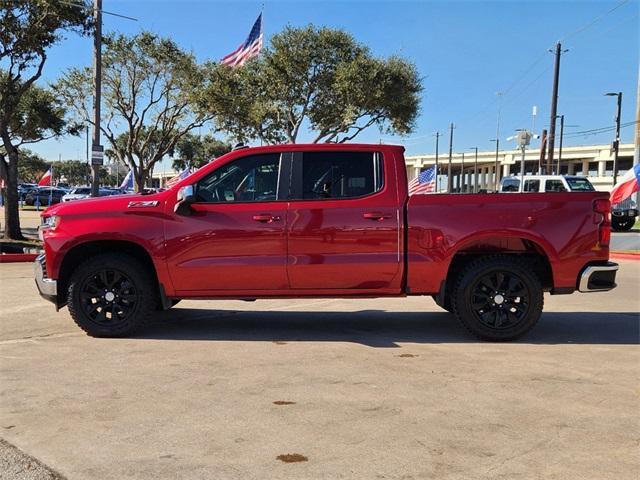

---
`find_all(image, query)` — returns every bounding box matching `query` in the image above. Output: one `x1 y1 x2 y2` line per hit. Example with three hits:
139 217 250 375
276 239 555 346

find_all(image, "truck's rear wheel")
67 253 156 337
612 216 634 231
451 255 543 341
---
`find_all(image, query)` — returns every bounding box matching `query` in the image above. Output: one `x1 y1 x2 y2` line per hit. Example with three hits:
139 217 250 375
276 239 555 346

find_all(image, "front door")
286 150 402 292
164 152 289 293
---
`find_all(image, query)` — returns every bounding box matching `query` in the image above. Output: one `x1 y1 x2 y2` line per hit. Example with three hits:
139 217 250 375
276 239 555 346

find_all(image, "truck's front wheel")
612 216 635 231
67 253 157 337
451 256 543 341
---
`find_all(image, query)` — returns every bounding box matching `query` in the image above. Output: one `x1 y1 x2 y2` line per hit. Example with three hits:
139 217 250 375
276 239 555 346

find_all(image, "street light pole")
460 152 465 193
447 123 455 192
434 131 440 193
469 147 478 193
605 92 623 185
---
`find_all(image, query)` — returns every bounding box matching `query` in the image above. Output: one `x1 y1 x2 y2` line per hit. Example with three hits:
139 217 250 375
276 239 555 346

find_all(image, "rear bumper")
612 208 638 217
34 253 57 304
578 262 618 292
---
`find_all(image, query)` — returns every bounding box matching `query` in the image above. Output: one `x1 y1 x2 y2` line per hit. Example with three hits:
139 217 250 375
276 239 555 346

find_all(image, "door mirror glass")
174 184 195 215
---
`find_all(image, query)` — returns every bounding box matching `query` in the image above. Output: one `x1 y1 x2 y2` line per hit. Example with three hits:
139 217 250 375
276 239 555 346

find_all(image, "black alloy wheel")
78 268 138 328
68 253 157 337
469 271 530 330
451 255 543 341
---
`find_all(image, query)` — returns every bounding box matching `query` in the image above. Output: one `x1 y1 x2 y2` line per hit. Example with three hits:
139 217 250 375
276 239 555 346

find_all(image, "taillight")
594 199 611 247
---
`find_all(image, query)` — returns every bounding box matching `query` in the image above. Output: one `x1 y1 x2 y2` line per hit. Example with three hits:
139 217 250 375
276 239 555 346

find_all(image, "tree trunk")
135 168 147 193
2 149 24 240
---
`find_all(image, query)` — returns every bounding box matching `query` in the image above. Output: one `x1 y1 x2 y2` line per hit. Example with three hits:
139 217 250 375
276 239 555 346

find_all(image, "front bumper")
578 262 619 292
34 253 57 304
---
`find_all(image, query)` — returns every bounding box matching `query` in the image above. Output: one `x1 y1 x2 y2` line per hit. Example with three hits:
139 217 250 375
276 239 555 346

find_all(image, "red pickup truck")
35 144 618 341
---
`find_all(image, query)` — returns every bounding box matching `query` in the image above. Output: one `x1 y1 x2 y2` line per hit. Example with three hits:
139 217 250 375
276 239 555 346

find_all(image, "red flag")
38 168 52 186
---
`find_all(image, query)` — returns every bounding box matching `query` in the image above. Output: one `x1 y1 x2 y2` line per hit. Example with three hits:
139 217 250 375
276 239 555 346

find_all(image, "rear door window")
292 151 383 200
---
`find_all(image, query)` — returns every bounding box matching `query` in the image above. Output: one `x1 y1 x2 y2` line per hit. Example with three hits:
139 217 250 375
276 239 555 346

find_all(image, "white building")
405 143 635 192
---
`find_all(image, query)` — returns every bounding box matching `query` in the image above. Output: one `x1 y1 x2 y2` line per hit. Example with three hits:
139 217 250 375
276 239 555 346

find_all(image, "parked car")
25 187 67 206
499 175 595 193
62 187 124 202
611 197 637 232
36 144 618 341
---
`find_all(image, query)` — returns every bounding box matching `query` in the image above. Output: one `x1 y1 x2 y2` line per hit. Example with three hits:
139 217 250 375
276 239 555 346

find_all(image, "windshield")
500 178 519 192
566 177 595 191
72 188 91 195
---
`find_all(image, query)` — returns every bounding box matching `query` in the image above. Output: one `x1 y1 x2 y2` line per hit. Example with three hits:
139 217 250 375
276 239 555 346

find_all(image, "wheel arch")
56 240 165 308
438 235 554 310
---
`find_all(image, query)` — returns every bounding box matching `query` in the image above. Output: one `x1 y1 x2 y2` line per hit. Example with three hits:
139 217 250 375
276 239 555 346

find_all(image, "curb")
610 252 640 261
0 253 38 263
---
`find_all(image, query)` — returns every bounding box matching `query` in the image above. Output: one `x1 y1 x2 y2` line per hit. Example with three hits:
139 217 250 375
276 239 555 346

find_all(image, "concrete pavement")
0 261 639 480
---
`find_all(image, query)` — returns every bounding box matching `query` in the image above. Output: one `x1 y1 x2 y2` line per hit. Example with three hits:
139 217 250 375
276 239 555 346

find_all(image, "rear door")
286 150 402 292
164 152 290 293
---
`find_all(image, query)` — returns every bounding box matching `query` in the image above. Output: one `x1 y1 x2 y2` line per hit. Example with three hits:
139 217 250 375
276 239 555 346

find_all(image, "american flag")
165 168 191 188
221 13 263 67
408 166 437 195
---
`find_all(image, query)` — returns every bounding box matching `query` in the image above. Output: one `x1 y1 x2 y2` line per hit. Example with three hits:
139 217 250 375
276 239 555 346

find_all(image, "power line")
559 0 631 42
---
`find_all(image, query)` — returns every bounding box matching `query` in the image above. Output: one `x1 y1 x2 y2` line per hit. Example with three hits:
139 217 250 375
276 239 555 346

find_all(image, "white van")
499 175 595 193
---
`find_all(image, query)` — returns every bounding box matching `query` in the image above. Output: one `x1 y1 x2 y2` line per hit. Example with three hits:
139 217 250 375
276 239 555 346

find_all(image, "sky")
28 0 639 170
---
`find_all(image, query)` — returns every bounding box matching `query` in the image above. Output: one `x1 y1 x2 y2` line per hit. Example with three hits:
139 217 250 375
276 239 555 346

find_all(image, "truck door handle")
252 214 281 223
363 212 392 221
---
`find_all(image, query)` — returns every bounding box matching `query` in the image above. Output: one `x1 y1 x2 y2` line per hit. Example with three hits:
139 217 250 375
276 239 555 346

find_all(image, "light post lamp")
605 92 622 184
469 147 478 193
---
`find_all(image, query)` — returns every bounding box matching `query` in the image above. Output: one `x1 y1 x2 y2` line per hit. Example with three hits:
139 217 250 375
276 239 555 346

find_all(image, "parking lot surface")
1 261 639 480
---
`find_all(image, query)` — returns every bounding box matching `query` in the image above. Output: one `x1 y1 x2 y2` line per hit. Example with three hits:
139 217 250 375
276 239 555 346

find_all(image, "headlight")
40 215 60 230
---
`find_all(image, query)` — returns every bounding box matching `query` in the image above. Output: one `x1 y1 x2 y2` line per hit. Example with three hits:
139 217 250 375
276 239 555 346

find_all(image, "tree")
203 25 422 145
16 149 49 183
57 32 218 192
171 134 231 171
54 160 91 186
0 0 91 239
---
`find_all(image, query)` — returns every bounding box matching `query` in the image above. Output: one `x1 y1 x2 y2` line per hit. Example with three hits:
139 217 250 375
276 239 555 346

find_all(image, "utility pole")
469 147 478 193
90 0 103 197
488 139 500 191
447 123 455 192
434 131 440 193
539 129 547 174
605 92 622 185
556 115 564 174
547 42 565 174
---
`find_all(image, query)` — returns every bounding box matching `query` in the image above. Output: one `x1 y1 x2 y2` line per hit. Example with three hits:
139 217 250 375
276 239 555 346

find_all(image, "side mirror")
174 184 195 216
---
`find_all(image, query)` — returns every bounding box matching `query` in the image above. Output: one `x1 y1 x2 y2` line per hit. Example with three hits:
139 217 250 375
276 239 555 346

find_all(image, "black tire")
451 255 543 341
67 253 157 337
612 216 635 232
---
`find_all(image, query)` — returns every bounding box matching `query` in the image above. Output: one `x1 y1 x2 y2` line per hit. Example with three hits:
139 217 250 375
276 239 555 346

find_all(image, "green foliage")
171 134 232 171
0 79 78 148
16 149 49 183
53 160 91 186
203 25 422 144
57 31 217 192
0 0 92 239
